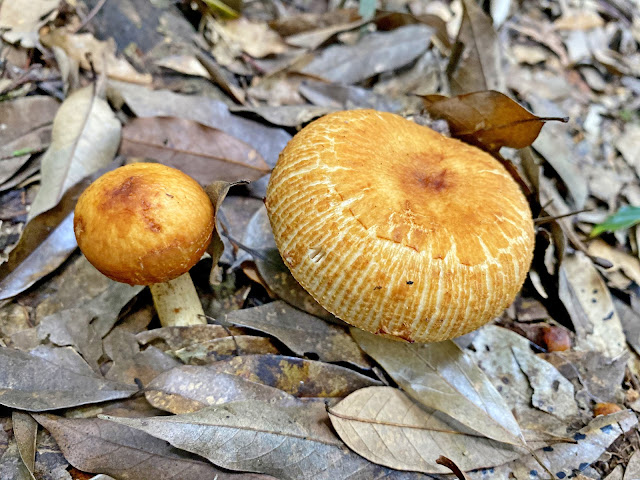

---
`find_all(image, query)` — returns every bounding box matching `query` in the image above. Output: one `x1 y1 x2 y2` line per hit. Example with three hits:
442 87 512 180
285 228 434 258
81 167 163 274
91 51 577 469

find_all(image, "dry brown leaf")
224 301 370 369
136 324 245 351
0 0 58 47
328 386 533 473
120 117 270 184
448 0 504 94
213 17 287 58
173 336 279 364
40 31 151 84
208 354 380 397
423 91 566 152
145 366 298 414
11 412 37 480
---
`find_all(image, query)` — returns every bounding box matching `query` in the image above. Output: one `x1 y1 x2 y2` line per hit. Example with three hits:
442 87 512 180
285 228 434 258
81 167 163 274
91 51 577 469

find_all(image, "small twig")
534 208 593 225
435 456 467 479
71 0 108 33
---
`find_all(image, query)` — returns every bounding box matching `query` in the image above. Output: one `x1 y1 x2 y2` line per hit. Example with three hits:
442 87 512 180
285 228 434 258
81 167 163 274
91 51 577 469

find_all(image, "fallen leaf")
136 324 245 351
299 79 412 112
208 354 380 397
145 366 298 414
558 252 627 358
328 386 534 473
466 410 637 479
422 91 566 152
448 0 505 94
213 17 287 58
591 206 640 237
33 414 262 479
616 124 640 177
0 346 137 411
374 11 451 52
108 81 291 168
102 401 424 479
351 329 524 446
37 282 143 371
533 127 589 209
28 85 121 220
269 9 360 37
218 195 263 265
173 335 278 364
300 25 433 84
11 412 37 480
0 436 32 480
229 105 333 127
511 345 578 419
553 11 604 31
40 31 151 84
154 55 211 78
0 0 58 47
0 96 59 146
224 301 370 369
120 117 269 183
284 18 365 50
625 451 640 480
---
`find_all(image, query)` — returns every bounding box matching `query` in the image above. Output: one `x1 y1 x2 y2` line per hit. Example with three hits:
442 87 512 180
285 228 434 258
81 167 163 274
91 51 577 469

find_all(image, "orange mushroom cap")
74 163 214 285
265 110 535 343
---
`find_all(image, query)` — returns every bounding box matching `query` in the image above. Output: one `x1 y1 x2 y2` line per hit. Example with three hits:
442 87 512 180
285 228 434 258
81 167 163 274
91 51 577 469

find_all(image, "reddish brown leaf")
120 117 271 184
422 91 567 152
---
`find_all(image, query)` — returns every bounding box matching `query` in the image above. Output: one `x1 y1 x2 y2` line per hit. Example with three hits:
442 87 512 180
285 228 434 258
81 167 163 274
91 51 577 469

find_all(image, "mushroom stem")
149 273 206 327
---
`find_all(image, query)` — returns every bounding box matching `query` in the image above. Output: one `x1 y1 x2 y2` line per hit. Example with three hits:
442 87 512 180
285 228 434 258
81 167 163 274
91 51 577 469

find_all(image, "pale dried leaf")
11 412 37 479
351 329 523 446
329 386 535 473
558 252 627 358
33 414 260 479
102 401 424 479
28 86 121 220
40 31 151 84
0 0 58 47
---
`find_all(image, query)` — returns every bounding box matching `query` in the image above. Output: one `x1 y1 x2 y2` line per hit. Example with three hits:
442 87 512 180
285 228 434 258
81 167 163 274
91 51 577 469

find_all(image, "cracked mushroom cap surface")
74 163 214 285
265 109 535 343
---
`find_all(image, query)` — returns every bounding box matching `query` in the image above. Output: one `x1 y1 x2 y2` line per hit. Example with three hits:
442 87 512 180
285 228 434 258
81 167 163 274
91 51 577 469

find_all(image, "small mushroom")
265 110 535 343
74 163 214 327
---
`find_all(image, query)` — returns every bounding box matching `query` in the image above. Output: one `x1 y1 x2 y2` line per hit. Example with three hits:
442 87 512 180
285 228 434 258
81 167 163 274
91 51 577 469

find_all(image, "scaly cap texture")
265 110 534 342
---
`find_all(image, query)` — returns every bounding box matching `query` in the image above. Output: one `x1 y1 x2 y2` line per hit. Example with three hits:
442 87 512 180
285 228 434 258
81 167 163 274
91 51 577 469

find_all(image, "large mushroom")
265 110 535 343
74 162 214 327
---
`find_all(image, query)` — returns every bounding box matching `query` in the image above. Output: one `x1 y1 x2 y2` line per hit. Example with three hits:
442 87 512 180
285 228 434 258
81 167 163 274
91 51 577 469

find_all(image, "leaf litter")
1 0 640 477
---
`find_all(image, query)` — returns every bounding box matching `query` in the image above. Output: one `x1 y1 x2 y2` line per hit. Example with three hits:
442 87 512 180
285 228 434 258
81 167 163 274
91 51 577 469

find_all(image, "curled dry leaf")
28 85 121 221
102 401 424 480
328 386 534 473
208 354 381 397
0 347 137 411
120 117 270 184
351 329 523 446
32 414 263 480
145 366 299 414
422 91 567 152
224 301 370 369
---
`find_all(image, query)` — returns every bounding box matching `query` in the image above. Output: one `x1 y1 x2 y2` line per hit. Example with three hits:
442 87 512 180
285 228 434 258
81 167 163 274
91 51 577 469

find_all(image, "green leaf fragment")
591 205 640 237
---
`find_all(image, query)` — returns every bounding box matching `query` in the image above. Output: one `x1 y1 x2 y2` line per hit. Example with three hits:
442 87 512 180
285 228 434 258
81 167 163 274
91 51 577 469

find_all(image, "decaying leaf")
120 117 270 183
28 85 121 221
208 354 380 397
300 25 433 84
422 91 566 152
466 410 637 479
102 401 423 479
145 366 298 414
328 386 536 473
33 414 262 479
351 329 523 446
558 252 627 358
0 0 58 47
448 0 504 94
224 301 370 369
136 324 245 351
11 412 37 480
40 31 151 84
0 347 137 411
173 335 279 364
